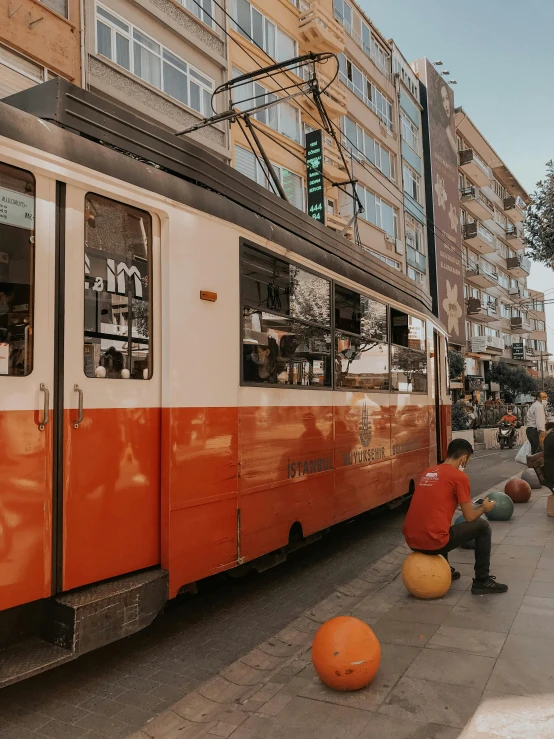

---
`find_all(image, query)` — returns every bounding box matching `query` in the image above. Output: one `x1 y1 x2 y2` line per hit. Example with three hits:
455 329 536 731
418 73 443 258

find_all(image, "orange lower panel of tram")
0 409 52 612
62 407 161 592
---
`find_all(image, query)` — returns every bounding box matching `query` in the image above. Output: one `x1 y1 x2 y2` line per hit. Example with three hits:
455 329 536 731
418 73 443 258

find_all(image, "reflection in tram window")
241 245 331 387
390 345 427 392
0 163 35 376
84 193 151 379
334 285 389 390
390 308 427 392
335 335 389 390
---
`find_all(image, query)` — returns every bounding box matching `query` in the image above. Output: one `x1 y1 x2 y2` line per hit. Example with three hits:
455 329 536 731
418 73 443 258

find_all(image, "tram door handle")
38 383 49 431
73 384 84 429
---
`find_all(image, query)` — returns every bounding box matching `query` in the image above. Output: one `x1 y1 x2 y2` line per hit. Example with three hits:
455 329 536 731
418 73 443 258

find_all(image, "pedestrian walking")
526 391 549 454
544 421 554 496
402 439 508 595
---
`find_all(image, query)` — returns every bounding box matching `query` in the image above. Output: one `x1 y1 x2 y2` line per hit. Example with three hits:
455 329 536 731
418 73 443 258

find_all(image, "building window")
84 194 152 379
498 271 509 289
407 266 425 285
357 184 398 239
234 145 304 211
230 0 297 63
403 163 421 203
232 68 301 144
333 0 353 33
182 0 213 27
366 249 401 270
0 44 52 99
342 116 395 180
400 111 418 152
494 208 507 231
338 54 393 130
95 5 215 116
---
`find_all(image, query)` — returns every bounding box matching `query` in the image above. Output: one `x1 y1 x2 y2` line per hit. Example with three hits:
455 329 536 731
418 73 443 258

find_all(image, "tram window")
335 285 387 342
334 285 388 390
390 308 427 392
241 245 331 387
0 163 35 377
84 193 152 379
390 308 425 351
390 345 427 392
335 334 389 390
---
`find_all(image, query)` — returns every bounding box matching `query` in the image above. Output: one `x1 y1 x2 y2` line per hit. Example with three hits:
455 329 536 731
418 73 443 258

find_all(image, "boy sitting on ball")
403 439 508 595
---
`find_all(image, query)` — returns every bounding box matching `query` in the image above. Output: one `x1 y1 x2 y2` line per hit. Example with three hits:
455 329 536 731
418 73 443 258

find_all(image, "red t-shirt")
403 464 471 550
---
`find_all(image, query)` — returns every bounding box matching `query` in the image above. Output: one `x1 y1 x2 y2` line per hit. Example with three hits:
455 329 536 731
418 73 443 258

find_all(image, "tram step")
43 568 168 656
0 638 72 687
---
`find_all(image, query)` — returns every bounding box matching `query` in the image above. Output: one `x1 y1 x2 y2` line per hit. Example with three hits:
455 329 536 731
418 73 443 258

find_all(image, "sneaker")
450 566 461 581
471 576 508 595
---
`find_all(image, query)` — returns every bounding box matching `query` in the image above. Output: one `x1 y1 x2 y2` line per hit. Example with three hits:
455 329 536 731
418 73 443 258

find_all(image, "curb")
131 543 412 739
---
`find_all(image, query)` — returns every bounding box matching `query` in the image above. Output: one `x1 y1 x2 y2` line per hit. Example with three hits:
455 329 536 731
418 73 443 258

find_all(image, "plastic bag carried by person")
515 440 531 465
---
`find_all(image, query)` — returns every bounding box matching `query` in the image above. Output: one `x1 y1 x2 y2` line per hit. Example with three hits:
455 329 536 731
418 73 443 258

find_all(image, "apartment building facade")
0 0 81 96
228 0 430 292
455 110 548 400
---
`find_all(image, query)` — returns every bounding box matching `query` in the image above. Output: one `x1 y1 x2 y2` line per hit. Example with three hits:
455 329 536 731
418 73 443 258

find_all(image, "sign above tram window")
0 188 34 230
305 130 325 226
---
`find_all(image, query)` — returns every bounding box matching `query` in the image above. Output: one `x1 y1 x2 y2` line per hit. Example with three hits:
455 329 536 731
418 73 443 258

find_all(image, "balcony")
406 245 427 274
511 316 532 333
459 149 492 187
506 254 531 278
299 0 345 55
463 222 495 254
326 211 353 239
469 335 504 354
464 262 497 288
509 286 530 300
466 297 498 323
506 222 525 250
322 136 346 181
504 195 526 223
460 187 494 221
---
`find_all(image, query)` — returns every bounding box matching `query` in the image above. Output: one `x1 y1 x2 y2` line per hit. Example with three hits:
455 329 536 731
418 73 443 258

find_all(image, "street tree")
448 349 465 381
524 160 554 266
489 361 539 400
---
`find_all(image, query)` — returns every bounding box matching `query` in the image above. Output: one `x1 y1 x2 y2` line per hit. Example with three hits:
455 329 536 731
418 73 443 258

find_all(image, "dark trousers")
527 427 541 455
414 518 491 581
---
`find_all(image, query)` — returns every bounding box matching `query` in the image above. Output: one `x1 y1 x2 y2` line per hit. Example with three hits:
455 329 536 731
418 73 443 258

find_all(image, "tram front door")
59 185 161 592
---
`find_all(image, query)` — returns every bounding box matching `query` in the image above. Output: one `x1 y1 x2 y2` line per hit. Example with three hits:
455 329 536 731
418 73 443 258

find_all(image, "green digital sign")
305 130 325 226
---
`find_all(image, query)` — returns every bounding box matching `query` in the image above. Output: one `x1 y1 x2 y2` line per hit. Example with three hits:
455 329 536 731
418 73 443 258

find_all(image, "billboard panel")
415 59 466 345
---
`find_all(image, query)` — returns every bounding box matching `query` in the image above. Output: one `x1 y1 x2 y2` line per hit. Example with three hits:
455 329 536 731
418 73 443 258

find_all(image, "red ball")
312 616 380 691
505 478 532 504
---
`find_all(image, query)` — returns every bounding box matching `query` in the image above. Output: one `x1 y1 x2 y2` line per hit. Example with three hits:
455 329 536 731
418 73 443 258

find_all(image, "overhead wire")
190 0 548 322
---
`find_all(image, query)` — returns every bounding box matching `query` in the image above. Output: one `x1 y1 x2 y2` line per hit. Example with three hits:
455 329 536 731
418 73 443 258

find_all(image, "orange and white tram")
0 80 451 683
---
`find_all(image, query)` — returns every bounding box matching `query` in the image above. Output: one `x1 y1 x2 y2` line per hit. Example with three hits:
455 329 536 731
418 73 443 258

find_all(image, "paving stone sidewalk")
132 476 554 739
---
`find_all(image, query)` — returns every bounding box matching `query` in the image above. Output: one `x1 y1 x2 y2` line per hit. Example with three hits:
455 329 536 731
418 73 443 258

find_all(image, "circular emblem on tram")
359 400 372 448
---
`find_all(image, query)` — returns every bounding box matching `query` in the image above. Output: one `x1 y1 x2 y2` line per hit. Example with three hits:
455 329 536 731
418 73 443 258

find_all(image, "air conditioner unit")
395 239 404 255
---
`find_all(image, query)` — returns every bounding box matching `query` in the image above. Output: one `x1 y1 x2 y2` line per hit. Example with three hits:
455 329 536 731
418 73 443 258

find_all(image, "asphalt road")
0 447 523 739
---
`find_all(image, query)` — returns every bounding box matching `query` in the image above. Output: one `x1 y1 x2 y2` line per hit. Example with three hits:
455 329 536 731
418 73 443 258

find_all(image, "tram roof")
2 78 443 327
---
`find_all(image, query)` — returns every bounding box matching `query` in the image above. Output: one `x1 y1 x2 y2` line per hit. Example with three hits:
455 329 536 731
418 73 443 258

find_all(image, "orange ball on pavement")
402 552 451 599
311 616 381 691
505 478 531 504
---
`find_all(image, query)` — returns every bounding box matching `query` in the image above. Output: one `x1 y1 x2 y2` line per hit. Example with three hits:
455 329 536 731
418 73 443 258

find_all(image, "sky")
359 0 554 352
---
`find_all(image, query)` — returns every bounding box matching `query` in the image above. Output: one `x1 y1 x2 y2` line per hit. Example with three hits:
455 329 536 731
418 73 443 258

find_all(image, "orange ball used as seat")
505 478 531 504
311 616 381 691
402 552 451 599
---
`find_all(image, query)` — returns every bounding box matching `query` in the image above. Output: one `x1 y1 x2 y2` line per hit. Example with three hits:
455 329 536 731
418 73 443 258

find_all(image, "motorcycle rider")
497 406 518 447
